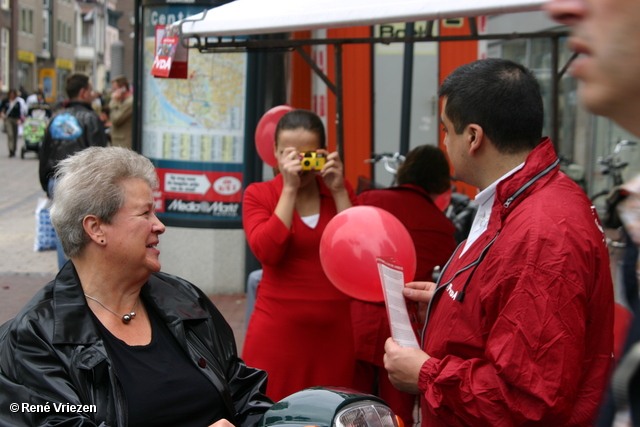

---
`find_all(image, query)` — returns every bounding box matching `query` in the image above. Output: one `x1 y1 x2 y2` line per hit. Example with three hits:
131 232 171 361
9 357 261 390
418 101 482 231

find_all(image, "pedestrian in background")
39 73 107 269
109 75 133 149
352 144 457 426
0 89 27 158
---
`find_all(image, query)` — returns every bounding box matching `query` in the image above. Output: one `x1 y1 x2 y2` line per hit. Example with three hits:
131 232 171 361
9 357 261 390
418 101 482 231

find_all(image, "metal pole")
92 7 98 89
132 0 141 152
399 22 414 156
551 36 559 150
334 43 344 160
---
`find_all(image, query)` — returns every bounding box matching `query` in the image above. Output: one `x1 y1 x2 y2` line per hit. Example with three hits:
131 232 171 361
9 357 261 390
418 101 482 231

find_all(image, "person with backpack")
39 73 107 268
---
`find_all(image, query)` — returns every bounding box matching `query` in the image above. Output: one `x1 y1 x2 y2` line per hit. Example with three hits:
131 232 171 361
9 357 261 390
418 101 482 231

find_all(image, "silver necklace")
84 294 139 324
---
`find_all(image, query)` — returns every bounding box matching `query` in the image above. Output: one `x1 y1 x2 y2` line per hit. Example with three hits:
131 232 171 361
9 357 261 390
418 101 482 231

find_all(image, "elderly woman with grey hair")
0 147 272 427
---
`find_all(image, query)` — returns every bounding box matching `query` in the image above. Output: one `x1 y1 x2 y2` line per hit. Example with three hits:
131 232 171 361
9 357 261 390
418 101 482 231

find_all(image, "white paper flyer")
377 258 420 349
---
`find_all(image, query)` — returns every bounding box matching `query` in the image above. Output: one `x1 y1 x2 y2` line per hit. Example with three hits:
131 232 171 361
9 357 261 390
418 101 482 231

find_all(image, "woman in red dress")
242 109 356 401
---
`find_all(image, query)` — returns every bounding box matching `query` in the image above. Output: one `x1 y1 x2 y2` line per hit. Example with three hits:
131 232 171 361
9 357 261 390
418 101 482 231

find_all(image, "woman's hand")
319 150 346 194
278 146 303 191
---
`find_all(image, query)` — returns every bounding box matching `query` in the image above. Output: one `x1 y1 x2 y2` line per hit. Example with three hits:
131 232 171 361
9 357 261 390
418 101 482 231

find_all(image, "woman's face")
102 178 166 279
275 128 323 187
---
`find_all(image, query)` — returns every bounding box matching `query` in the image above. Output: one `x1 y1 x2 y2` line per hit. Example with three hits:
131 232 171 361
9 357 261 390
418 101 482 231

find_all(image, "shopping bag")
34 197 58 251
18 123 23 137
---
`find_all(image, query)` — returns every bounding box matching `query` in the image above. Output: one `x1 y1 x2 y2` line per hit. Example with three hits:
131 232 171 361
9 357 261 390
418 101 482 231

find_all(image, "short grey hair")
50 147 159 258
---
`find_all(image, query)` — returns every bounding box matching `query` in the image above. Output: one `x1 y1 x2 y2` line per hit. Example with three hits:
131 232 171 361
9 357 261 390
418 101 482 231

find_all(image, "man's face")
545 0 640 134
80 83 94 104
441 98 472 185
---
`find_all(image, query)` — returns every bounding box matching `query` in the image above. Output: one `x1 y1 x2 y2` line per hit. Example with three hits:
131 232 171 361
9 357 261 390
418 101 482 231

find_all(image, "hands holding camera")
277 147 346 193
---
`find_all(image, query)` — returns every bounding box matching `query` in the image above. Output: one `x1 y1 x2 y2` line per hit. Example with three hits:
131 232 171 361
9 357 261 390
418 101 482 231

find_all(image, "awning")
179 0 546 38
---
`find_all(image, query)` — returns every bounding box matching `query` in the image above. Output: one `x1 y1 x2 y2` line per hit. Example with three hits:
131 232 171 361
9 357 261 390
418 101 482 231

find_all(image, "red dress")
352 184 457 425
242 174 357 402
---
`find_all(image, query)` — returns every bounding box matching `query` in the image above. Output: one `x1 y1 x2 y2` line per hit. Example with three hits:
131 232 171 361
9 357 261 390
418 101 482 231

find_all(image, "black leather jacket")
38 100 107 194
0 262 272 427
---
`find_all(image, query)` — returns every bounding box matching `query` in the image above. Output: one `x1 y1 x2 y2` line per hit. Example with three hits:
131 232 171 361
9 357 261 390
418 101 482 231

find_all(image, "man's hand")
404 281 436 303
404 281 436 324
383 338 430 394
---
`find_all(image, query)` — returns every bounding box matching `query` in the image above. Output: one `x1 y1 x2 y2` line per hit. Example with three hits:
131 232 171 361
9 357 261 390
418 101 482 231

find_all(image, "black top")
1 99 22 119
94 302 227 427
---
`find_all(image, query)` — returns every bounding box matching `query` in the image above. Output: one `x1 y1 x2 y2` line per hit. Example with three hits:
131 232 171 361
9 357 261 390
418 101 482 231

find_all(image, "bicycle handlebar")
365 152 406 175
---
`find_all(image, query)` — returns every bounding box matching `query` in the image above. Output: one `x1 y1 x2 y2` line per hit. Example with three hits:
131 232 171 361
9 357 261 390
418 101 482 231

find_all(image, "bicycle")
590 139 637 211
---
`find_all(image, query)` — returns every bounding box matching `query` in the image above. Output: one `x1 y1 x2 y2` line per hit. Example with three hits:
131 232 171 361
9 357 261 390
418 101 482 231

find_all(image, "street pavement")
0 132 247 351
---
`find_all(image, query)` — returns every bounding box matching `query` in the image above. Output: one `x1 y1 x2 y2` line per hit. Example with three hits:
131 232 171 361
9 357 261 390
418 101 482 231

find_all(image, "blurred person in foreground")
352 144 456 426
383 58 613 426
0 147 272 426
546 0 640 424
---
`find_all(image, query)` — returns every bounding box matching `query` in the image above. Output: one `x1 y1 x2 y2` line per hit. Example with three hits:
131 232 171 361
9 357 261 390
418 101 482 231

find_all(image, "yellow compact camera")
300 151 326 171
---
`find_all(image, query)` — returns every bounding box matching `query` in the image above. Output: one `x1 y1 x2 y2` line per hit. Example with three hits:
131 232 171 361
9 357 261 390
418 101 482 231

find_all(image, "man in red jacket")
384 58 614 426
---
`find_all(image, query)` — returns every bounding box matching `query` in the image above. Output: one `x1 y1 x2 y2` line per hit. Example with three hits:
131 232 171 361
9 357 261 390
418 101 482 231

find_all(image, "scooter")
259 386 402 427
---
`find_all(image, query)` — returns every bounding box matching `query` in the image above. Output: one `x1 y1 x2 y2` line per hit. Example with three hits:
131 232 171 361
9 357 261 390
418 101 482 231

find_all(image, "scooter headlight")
333 401 399 427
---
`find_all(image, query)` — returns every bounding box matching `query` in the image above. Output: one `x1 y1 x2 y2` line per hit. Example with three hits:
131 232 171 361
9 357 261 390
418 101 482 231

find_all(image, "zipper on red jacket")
503 157 559 209
420 157 559 345
420 232 500 345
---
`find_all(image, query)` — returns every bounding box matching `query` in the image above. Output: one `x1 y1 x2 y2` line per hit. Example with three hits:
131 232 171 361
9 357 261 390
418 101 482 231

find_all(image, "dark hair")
275 109 326 148
396 145 450 195
439 58 543 154
112 75 129 92
65 73 90 100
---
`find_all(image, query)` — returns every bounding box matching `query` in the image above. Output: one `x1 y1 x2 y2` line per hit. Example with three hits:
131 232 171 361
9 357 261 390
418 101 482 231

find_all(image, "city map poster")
151 24 188 79
154 168 243 219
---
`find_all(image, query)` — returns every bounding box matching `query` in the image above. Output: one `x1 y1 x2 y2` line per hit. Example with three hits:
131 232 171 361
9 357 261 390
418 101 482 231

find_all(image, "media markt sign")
153 168 243 220
165 199 240 216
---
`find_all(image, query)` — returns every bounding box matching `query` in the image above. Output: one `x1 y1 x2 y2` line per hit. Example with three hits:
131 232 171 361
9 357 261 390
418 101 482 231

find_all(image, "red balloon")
435 188 452 212
254 105 294 167
320 206 417 302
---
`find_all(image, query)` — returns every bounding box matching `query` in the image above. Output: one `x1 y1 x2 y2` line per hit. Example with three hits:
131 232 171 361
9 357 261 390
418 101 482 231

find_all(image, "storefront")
17 50 35 95
55 58 73 102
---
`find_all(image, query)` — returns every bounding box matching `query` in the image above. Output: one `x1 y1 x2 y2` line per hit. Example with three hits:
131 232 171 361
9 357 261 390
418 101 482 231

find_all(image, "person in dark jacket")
39 73 107 269
383 58 613 426
0 89 27 157
0 147 272 427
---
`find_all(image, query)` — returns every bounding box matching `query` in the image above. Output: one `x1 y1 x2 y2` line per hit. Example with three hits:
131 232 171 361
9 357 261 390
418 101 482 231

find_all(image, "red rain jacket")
419 138 614 426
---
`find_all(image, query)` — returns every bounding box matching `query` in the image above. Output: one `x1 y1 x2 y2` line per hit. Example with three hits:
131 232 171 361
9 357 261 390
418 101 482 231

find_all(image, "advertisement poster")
151 24 188 79
153 165 243 219
142 5 247 225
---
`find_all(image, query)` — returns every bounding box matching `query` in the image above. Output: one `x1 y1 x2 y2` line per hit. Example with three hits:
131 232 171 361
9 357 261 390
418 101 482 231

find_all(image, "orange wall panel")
289 31 313 110
326 26 373 187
